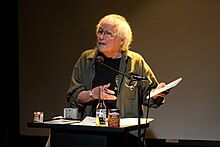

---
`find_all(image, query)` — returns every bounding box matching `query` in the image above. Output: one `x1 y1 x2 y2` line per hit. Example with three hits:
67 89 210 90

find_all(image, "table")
27 117 151 147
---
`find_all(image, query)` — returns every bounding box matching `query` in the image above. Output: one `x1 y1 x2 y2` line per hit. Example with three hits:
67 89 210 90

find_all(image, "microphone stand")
137 79 142 147
95 57 151 147
130 76 149 147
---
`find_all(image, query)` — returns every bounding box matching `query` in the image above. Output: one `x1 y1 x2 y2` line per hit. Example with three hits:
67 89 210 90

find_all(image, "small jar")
108 109 120 127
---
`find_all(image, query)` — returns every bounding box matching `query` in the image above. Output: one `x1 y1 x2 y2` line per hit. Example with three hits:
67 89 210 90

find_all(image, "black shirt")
91 52 121 116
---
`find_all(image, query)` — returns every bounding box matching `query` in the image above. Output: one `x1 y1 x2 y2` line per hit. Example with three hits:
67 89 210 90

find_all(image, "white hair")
96 14 133 51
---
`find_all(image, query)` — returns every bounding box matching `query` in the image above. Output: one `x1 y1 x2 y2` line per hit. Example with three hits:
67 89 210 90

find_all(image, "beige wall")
19 0 220 141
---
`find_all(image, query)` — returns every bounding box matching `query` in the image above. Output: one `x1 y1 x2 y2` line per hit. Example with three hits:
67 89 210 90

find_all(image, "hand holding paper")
147 77 182 99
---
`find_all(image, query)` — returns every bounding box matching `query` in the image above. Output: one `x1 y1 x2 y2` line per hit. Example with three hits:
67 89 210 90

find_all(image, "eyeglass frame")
96 27 117 39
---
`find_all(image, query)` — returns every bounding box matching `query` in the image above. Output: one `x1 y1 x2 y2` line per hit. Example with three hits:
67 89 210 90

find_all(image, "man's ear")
120 39 124 46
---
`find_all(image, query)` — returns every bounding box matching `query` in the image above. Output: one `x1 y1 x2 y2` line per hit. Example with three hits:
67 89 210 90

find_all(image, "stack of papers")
72 116 96 126
43 116 154 127
44 119 80 124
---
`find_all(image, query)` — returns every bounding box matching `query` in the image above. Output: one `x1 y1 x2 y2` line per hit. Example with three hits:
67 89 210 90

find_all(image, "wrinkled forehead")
97 20 119 33
98 23 116 32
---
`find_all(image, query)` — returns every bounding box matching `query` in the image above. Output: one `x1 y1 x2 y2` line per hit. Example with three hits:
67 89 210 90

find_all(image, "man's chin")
98 48 108 52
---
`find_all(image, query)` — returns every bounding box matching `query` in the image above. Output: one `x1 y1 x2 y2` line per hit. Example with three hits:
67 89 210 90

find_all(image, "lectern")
27 117 151 147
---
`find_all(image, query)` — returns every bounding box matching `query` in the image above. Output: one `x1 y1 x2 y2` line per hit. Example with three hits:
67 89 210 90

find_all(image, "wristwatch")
88 90 94 99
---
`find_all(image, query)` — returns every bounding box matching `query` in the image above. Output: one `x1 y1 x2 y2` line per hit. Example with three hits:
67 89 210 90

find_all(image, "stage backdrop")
19 0 220 141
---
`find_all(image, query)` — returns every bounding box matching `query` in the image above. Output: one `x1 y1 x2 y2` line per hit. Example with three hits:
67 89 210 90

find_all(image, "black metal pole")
137 80 141 147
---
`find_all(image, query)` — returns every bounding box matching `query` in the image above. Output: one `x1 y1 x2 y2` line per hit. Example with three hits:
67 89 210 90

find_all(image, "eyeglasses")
96 28 116 39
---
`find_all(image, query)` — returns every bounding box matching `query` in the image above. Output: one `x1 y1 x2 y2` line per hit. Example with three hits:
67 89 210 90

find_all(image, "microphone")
95 56 149 84
95 56 104 63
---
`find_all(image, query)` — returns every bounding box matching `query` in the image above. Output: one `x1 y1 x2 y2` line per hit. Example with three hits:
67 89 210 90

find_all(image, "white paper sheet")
71 116 96 126
120 118 154 127
146 77 182 99
43 119 80 124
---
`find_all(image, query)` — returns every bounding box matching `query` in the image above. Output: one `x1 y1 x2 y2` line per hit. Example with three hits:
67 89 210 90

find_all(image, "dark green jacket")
66 48 165 119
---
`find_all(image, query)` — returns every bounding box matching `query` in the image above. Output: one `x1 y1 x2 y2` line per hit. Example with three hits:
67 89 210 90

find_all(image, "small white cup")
63 108 78 119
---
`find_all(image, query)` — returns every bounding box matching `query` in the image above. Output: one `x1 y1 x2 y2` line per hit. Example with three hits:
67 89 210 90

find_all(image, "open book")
146 77 182 99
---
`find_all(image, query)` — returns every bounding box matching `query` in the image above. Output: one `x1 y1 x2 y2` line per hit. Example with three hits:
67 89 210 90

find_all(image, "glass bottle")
96 86 107 126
